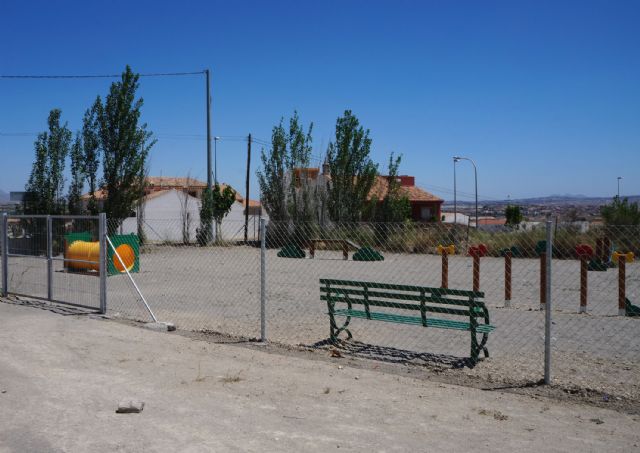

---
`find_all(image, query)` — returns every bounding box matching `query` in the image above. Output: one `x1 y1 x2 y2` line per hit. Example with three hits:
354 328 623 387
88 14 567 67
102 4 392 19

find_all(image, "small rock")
116 400 145 414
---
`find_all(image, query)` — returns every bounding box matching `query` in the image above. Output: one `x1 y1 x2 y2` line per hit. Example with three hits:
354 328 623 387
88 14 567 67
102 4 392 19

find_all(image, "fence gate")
1 213 106 313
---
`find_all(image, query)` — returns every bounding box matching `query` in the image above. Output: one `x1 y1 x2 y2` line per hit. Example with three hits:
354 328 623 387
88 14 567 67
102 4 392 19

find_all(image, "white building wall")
121 189 264 242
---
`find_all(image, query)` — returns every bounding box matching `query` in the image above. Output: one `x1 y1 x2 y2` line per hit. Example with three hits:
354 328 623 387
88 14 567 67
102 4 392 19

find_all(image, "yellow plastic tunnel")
66 240 136 273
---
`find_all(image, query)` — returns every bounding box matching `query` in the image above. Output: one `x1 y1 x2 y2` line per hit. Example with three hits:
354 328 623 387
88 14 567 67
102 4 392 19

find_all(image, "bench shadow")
305 338 472 369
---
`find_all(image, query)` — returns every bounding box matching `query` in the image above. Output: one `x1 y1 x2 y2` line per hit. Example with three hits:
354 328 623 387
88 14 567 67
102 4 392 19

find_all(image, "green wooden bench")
320 278 496 364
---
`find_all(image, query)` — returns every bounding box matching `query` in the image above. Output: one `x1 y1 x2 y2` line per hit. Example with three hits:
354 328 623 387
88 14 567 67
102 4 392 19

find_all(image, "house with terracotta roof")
368 175 443 222
293 167 443 222
81 177 264 241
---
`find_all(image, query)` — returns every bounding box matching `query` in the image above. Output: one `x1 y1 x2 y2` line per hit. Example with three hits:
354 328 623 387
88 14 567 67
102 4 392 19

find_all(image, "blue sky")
1 0 638 202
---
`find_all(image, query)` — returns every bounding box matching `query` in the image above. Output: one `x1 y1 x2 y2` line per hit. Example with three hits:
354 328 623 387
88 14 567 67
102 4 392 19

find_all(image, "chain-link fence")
2 215 639 401
265 221 639 400
1 214 105 311
106 218 260 337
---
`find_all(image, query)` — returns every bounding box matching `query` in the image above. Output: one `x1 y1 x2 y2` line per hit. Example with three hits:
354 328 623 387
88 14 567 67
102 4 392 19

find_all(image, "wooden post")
342 241 348 260
619 258 626 316
310 240 315 259
441 251 448 289
473 254 480 292
504 251 512 307
540 252 546 310
580 256 588 313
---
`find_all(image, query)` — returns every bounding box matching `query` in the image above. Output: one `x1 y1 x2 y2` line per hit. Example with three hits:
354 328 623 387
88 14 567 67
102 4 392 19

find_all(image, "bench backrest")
320 278 487 318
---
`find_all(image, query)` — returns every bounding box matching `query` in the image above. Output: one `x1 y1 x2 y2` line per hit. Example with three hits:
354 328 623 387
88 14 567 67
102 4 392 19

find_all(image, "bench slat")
321 295 474 317
332 309 495 333
320 279 483 298
321 287 480 306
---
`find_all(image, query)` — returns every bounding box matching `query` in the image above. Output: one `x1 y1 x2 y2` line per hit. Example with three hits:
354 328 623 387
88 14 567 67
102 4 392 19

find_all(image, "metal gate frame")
1 213 107 313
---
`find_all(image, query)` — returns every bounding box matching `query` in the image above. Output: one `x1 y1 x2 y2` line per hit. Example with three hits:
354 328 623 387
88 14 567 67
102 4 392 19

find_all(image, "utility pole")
205 69 212 191
205 69 214 242
244 134 252 243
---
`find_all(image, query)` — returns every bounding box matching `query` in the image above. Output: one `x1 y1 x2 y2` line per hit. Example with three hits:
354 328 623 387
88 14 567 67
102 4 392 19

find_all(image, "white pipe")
106 235 158 323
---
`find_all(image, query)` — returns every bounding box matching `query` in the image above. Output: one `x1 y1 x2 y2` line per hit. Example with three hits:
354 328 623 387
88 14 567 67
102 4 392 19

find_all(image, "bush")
277 244 306 258
353 247 384 261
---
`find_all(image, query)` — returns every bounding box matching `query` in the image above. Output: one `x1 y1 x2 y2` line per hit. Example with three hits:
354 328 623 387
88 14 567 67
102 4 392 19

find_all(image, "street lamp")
214 136 221 185
453 157 457 225
617 176 623 198
453 156 478 229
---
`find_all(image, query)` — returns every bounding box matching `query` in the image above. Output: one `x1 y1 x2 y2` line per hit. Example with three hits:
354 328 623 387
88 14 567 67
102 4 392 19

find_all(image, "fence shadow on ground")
1 296 99 317
305 338 472 368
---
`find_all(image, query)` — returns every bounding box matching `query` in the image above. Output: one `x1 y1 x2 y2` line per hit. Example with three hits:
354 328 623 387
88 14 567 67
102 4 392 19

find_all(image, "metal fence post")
260 218 267 342
1 213 8 297
47 215 53 301
544 220 553 385
99 213 107 314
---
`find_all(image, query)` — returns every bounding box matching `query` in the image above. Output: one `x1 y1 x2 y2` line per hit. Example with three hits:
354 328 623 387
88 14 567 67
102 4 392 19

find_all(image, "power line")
0 71 205 79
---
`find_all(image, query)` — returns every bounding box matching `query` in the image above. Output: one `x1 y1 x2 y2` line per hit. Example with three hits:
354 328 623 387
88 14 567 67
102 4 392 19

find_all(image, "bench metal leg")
470 330 490 366
470 329 479 365
328 310 352 343
479 332 490 358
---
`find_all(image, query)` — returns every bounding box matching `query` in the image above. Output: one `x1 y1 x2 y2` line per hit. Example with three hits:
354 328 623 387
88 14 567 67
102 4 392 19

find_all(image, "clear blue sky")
1 0 639 202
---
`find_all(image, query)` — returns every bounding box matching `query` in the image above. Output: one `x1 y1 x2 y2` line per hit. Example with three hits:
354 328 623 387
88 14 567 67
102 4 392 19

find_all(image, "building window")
420 206 432 220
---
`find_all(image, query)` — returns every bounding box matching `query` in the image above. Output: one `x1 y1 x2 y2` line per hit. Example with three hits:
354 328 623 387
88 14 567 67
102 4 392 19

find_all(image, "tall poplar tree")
94 66 155 231
23 109 72 215
326 110 378 222
67 133 85 215
82 101 101 215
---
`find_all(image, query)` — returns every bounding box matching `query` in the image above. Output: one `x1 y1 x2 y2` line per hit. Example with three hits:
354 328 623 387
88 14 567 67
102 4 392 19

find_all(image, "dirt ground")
6 245 640 402
0 299 639 452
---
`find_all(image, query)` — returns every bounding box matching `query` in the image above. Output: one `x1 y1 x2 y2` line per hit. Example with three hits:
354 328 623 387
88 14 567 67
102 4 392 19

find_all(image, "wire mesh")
265 221 639 398
3 215 638 400
106 218 260 336
549 224 639 400
3 215 101 309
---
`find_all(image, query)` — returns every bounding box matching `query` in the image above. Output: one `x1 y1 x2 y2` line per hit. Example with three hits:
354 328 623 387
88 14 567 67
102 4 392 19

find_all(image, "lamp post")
453 156 478 229
453 157 457 225
617 176 623 198
214 136 221 185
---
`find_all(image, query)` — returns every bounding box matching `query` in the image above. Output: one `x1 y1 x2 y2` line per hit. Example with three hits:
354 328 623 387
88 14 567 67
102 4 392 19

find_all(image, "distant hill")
446 194 640 206
0 190 9 203
507 195 640 206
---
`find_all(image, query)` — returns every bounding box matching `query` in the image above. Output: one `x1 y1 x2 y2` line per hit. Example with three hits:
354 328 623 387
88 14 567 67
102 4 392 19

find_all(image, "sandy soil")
1 300 639 452
5 245 640 401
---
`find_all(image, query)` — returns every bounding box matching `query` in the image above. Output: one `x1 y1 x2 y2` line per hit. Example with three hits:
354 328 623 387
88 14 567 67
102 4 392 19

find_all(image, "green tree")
95 66 155 231
287 112 315 222
257 120 288 221
505 205 523 225
601 196 640 225
326 110 378 222
257 111 315 222
82 101 101 215
23 109 72 215
197 184 237 245
371 153 411 222
67 133 85 215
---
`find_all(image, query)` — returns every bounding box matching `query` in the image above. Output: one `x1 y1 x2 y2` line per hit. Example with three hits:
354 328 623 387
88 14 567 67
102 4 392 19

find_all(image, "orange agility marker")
612 251 634 263
436 244 455 255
